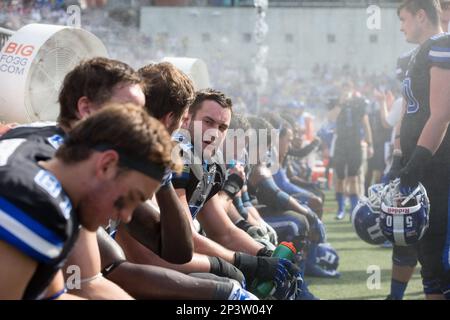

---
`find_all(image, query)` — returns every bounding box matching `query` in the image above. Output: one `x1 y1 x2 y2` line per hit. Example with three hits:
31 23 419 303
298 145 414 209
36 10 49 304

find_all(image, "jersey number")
385 215 393 227
402 78 420 114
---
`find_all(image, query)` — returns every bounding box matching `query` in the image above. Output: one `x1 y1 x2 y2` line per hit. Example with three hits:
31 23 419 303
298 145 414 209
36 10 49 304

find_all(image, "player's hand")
384 154 403 183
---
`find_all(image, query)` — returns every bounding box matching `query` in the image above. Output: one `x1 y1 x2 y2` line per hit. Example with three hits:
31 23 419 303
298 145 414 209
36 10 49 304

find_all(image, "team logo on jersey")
34 169 62 199
47 134 64 150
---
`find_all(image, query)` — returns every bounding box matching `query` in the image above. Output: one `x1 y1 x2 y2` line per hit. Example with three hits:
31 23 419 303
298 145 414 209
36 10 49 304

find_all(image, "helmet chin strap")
401 184 421 207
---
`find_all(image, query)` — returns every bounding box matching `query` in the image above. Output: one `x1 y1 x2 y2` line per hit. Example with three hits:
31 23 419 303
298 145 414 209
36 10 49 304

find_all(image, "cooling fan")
0 24 108 123
162 57 211 90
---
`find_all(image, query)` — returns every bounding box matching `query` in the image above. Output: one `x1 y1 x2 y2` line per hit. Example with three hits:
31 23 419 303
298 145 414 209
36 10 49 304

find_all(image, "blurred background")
0 0 410 123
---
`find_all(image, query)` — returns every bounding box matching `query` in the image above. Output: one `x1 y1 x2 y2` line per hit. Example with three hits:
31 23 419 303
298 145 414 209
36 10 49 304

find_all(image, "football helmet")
379 178 429 246
305 243 340 278
351 183 387 245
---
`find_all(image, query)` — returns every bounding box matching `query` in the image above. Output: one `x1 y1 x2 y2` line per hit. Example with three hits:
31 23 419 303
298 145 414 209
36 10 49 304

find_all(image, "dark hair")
229 113 250 131
261 112 292 137
58 57 142 130
398 0 442 26
279 114 297 130
138 62 195 122
56 103 181 173
247 116 274 146
189 89 233 117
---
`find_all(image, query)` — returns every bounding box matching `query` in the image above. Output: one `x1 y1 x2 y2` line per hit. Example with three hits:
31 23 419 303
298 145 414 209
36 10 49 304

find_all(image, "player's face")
189 100 231 159
79 169 159 231
399 9 422 44
278 129 293 161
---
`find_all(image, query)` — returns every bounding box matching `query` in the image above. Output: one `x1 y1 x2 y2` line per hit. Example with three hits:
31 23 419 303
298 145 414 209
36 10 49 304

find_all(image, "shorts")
392 244 418 267
333 142 362 179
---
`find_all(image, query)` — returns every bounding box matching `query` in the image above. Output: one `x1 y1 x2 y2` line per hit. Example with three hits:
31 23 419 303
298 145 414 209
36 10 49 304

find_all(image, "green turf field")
306 190 423 300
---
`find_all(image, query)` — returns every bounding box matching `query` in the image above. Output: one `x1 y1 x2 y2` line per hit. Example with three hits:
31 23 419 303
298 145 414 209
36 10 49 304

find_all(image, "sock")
349 194 359 214
336 192 345 213
390 279 408 300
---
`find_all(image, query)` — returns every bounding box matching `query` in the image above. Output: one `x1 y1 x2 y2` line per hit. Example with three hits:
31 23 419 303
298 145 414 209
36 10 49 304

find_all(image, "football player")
0 104 176 299
391 0 450 300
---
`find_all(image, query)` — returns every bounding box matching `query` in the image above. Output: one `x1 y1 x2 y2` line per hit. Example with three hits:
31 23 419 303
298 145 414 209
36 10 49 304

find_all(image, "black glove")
223 173 244 199
385 154 403 182
399 146 432 191
256 247 273 257
233 252 300 288
235 219 253 232
208 256 246 288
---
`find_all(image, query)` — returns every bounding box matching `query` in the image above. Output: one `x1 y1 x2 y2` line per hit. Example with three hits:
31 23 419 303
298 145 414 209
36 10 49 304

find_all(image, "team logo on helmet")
351 192 386 245
305 243 340 278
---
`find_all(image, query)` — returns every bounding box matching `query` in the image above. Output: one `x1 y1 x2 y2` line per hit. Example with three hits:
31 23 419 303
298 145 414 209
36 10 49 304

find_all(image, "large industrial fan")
0 24 108 123
162 57 211 90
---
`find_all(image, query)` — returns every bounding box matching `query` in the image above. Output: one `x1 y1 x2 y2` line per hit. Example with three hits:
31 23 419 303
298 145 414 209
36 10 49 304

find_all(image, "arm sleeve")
255 178 291 210
272 168 306 195
287 140 320 158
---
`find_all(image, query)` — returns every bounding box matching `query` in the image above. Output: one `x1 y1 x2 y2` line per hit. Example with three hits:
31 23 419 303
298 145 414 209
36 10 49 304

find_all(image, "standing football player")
393 0 450 300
